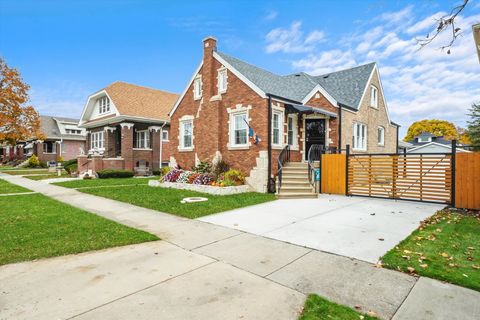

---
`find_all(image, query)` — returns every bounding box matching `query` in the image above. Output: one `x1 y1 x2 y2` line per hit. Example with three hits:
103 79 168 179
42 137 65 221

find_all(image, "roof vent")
323 74 329 79
294 74 301 77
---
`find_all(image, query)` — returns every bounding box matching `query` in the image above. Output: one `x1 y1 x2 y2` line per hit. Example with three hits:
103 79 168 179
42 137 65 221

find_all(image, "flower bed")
150 167 251 195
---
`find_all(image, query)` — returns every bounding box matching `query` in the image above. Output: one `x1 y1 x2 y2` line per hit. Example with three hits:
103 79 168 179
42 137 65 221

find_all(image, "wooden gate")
347 153 452 204
455 152 480 210
321 154 346 195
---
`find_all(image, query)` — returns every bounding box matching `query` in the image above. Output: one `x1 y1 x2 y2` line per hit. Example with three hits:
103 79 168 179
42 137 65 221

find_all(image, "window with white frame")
135 130 150 149
90 131 104 150
161 130 169 141
180 120 193 149
98 96 110 114
272 111 283 146
230 112 248 146
377 126 385 146
287 114 297 147
43 141 56 154
418 136 432 142
193 76 202 100
217 68 227 93
370 86 378 108
66 129 82 135
352 122 367 150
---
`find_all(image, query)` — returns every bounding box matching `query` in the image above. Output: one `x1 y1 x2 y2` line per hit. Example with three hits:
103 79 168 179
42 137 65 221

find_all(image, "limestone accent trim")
245 150 269 193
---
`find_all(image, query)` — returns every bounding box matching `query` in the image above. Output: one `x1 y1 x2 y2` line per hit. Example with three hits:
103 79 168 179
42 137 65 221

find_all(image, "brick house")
77 81 178 174
0 116 86 164
169 37 398 195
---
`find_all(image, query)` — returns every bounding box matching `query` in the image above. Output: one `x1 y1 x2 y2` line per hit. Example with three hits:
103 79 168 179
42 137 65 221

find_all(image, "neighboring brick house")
77 81 178 174
170 37 398 194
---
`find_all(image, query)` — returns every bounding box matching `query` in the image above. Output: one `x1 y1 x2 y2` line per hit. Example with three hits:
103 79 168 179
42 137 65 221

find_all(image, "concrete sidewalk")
1 174 479 320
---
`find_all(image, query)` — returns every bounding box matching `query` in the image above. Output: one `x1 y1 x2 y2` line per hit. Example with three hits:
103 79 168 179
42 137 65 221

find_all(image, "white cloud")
265 10 278 21
265 21 325 53
272 7 480 137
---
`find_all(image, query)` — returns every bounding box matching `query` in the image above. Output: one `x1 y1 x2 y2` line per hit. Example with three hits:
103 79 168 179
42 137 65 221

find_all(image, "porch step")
277 192 318 199
281 180 311 187
283 162 308 168
282 173 309 180
280 186 315 193
282 167 308 173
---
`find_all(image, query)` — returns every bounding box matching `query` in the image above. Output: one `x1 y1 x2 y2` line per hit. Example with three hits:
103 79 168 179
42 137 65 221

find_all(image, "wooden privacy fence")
347 153 452 204
455 152 480 210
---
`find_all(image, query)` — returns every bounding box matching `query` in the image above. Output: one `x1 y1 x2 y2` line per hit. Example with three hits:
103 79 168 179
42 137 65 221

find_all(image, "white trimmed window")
217 68 227 93
90 131 104 150
287 114 298 147
370 86 378 108
272 110 283 146
180 120 193 149
43 141 56 154
98 96 110 114
230 112 248 147
161 130 169 141
193 76 202 100
353 123 367 151
377 126 385 146
418 136 432 142
135 130 150 149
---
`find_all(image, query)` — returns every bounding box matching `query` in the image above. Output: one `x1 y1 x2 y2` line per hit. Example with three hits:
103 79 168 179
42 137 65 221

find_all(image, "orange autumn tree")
0 57 43 144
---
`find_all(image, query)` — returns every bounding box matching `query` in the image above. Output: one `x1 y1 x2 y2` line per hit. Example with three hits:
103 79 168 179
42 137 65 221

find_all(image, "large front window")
90 131 104 150
181 120 193 149
353 123 367 151
232 112 248 146
135 130 150 149
43 141 56 154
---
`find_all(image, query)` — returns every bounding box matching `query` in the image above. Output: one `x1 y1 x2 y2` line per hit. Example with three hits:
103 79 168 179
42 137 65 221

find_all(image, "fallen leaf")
354 304 362 310
378 238 384 241
420 264 428 268
467 247 475 250
367 311 377 317
420 256 427 260
462 274 469 278
403 250 412 254
440 252 449 258
407 267 415 273
402 255 411 260
359 316 365 320
472 265 480 270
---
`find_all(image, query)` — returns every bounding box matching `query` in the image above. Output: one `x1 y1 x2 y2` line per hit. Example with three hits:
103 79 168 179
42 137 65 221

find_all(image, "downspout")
396 124 400 154
267 95 273 193
159 122 167 169
338 104 342 153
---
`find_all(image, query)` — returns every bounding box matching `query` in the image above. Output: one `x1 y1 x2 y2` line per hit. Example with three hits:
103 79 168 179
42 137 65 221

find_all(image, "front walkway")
199 195 445 263
1 174 479 320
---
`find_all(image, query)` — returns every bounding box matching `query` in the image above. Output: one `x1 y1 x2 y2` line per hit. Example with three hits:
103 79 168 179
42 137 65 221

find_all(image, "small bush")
223 169 245 186
192 160 212 174
213 160 230 177
57 156 64 163
97 169 134 179
26 155 40 168
39 161 48 168
63 159 78 174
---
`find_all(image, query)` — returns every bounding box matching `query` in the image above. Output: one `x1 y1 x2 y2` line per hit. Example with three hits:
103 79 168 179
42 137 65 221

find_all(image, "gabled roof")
216 51 375 109
104 81 179 120
40 115 86 140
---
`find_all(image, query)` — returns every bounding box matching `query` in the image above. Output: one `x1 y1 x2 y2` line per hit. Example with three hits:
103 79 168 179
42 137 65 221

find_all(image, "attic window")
370 86 378 108
98 96 110 114
217 68 227 93
193 76 202 100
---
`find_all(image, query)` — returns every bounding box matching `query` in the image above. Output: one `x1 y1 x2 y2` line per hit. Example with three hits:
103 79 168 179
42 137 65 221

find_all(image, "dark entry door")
305 119 326 160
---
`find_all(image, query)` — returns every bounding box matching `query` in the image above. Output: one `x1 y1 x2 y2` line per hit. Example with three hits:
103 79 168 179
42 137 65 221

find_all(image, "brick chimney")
202 36 217 100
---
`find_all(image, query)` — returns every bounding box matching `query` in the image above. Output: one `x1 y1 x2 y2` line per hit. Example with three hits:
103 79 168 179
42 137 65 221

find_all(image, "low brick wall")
148 180 252 195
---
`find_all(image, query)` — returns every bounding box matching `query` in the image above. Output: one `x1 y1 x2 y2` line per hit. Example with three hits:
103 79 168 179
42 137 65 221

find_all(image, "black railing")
276 145 290 193
307 144 323 190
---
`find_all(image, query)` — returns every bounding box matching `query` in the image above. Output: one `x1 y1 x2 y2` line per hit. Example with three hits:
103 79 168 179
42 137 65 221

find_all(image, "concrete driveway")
199 195 445 263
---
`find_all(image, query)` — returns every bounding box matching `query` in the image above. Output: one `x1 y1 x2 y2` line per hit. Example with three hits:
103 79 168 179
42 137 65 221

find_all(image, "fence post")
345 145 350 196
451 139 456 207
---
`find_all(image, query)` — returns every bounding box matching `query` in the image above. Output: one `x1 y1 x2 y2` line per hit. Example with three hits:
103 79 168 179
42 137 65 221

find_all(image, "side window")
370 86 378 108
377 126 385 146
218 68 227 93
193 76 202 100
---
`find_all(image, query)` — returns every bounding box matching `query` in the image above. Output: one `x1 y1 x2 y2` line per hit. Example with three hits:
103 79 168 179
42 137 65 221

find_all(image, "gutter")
338 104 342 152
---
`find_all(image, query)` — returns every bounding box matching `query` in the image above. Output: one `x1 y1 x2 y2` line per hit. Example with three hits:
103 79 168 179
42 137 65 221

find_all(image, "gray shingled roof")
217 51 375 109
40 115 85 140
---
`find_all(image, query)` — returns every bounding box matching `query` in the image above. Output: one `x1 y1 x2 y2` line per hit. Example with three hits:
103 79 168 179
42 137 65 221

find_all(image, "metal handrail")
276 145 290 193
307 144 323 190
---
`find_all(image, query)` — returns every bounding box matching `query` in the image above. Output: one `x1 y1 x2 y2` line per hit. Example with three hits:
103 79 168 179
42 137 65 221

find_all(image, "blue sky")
1 0 479 137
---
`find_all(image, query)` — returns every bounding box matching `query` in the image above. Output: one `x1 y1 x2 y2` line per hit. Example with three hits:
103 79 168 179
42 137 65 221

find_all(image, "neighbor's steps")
277 161 316 199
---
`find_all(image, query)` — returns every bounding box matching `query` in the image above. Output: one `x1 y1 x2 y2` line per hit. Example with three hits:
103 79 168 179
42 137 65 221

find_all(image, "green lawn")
299 294 378 320
381 209 480 291
70 184 276 219
54 177 156 188
4 169 49 175
25 172 70 180
0 179 32 194
0 193 159 265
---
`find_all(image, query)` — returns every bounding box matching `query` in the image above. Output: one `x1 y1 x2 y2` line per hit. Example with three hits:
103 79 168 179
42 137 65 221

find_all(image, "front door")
305 118 326 160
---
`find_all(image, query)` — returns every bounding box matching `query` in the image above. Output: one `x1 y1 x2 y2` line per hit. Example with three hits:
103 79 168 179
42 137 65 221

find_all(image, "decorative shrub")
63 159 77 174
26 155 40 168
57 156 64 163
223 169 245 186
213 160 230 177
162 169 182 182
97 169 134 179
193 173 215 185
192 160 212 174
188 173 200 184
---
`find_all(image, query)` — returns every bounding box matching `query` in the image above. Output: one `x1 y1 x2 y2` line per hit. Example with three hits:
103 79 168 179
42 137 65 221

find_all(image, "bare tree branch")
415 0 470 54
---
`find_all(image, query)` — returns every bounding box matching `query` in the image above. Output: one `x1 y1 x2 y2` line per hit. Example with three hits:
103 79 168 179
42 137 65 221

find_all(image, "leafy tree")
467 102 480 146
404 119 459 142
0 57 43 144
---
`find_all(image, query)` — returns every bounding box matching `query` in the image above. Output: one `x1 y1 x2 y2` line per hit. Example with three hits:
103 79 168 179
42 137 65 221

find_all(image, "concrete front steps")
277 162 317 199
